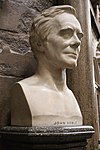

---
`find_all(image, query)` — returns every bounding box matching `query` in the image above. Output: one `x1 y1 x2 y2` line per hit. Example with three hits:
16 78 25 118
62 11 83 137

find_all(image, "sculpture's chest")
12 84 82 126
24 88 62 113
22 86 79 117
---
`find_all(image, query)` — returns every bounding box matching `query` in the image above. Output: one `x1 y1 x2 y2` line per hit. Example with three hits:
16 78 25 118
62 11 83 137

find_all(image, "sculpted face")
45 13 83 69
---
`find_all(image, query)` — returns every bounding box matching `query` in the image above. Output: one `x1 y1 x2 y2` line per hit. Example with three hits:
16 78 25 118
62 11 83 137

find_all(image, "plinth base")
0 126 94 150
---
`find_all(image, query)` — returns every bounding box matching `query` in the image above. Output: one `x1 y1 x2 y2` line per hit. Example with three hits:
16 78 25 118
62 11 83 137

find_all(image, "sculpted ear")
36 37 46 53
37 38 42 47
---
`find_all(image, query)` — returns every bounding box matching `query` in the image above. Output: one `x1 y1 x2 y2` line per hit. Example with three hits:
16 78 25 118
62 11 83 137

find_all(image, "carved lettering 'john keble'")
11 5 84 126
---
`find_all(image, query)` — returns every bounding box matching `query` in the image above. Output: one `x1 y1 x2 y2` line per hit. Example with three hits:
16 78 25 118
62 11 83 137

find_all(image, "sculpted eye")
77 32 84 40
59 28 73 39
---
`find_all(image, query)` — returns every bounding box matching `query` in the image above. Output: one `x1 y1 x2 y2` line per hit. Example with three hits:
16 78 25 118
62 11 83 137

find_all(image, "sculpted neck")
36 58 67 91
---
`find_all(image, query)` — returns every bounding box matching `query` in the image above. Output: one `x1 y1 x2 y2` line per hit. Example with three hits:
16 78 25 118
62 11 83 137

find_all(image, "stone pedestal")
0 126 94 150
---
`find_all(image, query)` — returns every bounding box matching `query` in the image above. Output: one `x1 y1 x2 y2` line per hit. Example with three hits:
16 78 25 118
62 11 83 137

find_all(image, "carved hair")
29 5 76 57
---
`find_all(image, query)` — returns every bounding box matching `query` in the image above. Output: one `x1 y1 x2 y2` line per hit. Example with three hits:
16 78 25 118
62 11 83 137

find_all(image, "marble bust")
11 5 84 126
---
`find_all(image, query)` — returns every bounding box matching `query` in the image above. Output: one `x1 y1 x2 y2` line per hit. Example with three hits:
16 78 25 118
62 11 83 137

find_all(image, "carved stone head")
29 5 83 69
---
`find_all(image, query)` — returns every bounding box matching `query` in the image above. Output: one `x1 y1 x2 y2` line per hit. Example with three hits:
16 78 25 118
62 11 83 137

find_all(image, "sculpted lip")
62 52 77 58
63 51 77 55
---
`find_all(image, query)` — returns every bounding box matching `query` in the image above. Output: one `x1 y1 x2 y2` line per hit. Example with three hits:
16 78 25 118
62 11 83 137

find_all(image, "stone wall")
0 0 55 126
0 0 55 149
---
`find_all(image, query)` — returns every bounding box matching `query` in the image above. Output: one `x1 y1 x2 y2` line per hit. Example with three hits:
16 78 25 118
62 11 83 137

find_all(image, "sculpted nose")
70 34 81 49
70 42 80 49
